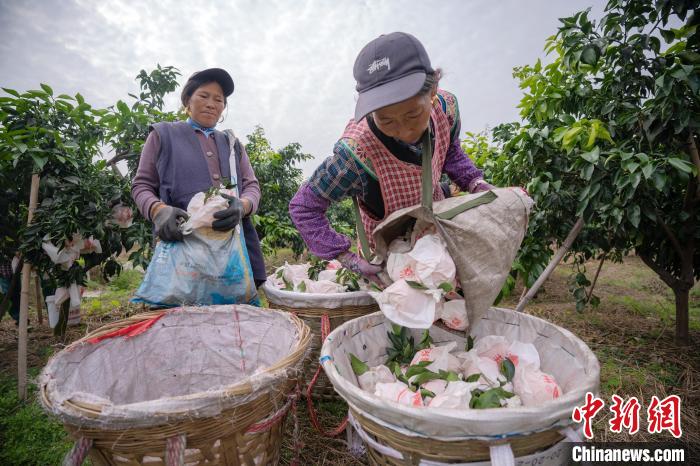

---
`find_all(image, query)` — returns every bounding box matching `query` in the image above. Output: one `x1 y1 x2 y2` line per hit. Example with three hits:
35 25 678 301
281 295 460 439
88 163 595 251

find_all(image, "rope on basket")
165 433 186 466
62 436 93 466
306 313 348 437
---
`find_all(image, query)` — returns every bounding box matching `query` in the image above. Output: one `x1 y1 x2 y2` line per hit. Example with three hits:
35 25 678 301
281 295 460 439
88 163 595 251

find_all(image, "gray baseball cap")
353 32 434 122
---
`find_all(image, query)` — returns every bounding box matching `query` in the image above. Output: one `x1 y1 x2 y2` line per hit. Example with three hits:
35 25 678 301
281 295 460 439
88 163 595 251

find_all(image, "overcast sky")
0 0 606 176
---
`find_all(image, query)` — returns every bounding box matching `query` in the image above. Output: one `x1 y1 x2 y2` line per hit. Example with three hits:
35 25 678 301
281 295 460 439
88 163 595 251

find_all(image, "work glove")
338 251 384 287
469 179 495 193
153 205 188 242
212 193 244 231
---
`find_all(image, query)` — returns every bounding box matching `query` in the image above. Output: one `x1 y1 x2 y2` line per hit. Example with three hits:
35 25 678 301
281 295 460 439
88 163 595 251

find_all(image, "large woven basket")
321 308 599 465
262 282 378 401
40 305 311 466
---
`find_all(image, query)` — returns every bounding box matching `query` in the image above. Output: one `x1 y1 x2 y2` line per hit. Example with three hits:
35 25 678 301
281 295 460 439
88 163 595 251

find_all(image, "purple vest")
151 121 266 282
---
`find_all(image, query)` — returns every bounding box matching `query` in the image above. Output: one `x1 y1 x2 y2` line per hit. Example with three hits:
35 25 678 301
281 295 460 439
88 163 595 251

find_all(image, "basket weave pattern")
41 308 311 465
267 301 378 400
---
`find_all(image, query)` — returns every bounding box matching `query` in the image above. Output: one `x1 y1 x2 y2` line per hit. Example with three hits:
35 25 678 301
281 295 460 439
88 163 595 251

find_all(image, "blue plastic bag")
132 227 259 307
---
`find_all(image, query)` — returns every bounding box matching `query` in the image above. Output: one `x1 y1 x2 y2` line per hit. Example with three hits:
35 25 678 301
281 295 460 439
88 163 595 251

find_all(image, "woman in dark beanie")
131 68 266 288
289 33 493 284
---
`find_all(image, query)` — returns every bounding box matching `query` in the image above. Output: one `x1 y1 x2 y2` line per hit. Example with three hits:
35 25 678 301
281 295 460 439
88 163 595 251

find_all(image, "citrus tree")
0 66 181 330
468 0 699 343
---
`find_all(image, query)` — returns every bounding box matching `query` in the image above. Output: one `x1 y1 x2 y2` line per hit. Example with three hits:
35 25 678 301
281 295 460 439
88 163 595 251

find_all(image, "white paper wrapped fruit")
371 233 467 331
349 326 561 411
266 259 367 294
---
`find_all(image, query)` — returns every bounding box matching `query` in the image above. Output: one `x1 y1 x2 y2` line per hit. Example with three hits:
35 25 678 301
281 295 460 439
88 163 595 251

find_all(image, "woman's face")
371 90 435 144
186 81 225 127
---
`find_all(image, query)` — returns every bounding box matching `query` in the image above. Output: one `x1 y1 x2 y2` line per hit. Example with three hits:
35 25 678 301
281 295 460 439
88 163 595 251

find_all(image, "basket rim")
320 307 600 438
262 280 377 304
40 305 311 426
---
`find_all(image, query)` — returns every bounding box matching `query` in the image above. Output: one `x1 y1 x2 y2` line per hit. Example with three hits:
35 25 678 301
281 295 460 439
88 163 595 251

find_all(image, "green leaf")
660 29 675 43
580 45 600 66
40 83 53 96
500 358 516 382
438 282 454 293
581 163 594 180
405 362 432 379
439 370 460 382
641 163 654 180
297 280 307 292
470 387 514 409
2 87 20 97
580 146 600 163
349 353 369 376
406 280 428 290
417 329 433 350
420 388 436 399
668 158 693 174
627 205 641 228
466 335 474 352
30 153 47 170
465 373 481 383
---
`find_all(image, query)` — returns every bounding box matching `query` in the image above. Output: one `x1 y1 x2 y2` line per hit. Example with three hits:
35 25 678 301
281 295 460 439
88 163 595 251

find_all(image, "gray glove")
212 193 244 231
153 205 188 242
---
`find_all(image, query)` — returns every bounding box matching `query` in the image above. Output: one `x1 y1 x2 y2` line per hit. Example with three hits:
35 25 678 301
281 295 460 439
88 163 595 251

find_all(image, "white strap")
347 412 404 460
489 443 515 466
224 129 240 196
560 425 584 443
345 420 367 457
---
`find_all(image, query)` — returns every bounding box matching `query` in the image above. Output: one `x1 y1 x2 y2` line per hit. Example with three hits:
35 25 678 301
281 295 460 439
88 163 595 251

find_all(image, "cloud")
0 0 607 175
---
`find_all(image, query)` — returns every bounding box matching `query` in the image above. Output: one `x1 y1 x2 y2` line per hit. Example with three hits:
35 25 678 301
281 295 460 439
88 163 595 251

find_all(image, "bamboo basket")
40 305 311 466
262 282 378 401
320 308 599 465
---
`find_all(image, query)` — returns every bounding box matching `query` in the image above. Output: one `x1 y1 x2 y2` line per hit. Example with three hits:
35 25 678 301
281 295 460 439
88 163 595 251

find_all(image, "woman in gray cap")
132 68 266 288
289 32 492 284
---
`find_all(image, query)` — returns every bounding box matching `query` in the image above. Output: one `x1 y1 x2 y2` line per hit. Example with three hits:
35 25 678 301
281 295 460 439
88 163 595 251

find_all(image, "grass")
0 254 698 464
0 372 72 465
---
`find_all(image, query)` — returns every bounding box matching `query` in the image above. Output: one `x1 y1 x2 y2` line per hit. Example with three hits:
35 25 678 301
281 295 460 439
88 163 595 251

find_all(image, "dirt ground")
1 256 698 464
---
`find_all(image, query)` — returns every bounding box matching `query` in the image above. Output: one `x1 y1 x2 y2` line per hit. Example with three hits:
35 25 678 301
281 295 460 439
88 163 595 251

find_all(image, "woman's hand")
338 251 383 286
470 179 495 193
212 193 244 231
153 205 188 242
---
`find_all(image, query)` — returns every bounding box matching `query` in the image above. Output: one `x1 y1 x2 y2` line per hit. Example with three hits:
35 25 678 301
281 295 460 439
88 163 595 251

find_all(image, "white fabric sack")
358 365 395 393
513 363 562 407
436 299 469 331
181 188 236 233
428 381 480 409
388 237 412 254
374 382 424 407
386 252 418 282
373 188 534 329
368 279 442 329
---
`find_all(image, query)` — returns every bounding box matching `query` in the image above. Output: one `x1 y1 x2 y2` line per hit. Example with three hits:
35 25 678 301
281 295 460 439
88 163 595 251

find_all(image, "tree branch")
106 150 131 167
686 132 700 198
655 210 685 260
639 252 680 290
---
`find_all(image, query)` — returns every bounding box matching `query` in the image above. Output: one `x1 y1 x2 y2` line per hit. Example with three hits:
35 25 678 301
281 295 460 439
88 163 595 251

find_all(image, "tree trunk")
672 287 689 344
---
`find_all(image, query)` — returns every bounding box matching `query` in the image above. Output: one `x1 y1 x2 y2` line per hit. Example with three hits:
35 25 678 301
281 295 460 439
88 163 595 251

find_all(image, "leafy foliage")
0 66 181 301
467 0 700 340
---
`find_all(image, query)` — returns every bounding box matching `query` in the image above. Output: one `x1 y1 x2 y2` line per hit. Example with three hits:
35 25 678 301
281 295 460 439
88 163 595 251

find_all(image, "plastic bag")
409 342 457 373
301 278 345 294
368 279 442 329
132 227 258 306
282 262 311 288
181 188 236 234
